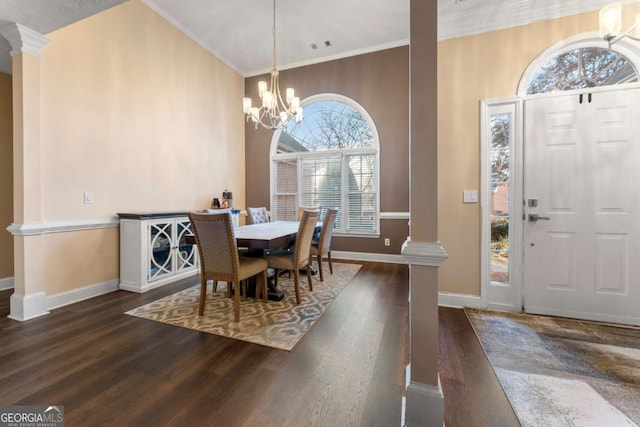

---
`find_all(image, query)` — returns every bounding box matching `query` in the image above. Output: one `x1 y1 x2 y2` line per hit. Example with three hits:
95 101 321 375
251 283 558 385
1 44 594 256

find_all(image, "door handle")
528 214 550 222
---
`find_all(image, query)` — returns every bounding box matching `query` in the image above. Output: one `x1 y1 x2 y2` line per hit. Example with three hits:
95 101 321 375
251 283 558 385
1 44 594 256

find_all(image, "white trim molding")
404 379 444 427
0 276 14 291
401 239 448 267
48 279 120 311
438 0 636 42
8 291 49 321
380 211 410 220
332 250 406 264
0 23 50 58
7 217 120 236
438 292 484 309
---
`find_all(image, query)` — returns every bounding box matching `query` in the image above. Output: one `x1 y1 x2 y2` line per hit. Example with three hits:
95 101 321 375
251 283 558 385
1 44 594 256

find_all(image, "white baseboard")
47 279 120 311
332 250 406 264
0 276 14 291
8 292 50 321
404 380 444 427
438 291 484 309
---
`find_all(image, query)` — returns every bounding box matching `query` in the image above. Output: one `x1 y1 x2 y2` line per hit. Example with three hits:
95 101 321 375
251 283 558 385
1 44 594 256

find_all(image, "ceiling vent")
311 40 332 50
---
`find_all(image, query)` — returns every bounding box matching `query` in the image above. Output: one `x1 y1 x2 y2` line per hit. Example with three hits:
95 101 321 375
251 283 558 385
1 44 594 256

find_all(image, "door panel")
524 88 640 326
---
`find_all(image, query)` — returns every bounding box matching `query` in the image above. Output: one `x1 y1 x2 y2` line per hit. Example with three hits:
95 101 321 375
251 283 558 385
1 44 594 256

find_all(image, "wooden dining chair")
311 208 338 282
188 211 269 322
263 210 319 304
246 207 270 225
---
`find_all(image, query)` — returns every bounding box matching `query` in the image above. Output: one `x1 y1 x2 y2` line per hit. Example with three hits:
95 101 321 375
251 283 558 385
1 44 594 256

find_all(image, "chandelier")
599 2 640 47
242 0 303 130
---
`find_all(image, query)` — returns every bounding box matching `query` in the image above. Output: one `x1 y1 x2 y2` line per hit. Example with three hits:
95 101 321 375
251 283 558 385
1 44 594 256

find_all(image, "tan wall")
437 5 640 295
33 0 244 294
244 47 410 254
0 72 12 279
42 228 119 295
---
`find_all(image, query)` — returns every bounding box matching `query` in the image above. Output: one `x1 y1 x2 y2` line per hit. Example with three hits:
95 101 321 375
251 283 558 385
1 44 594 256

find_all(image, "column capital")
0 23 50 58
401 239 448 267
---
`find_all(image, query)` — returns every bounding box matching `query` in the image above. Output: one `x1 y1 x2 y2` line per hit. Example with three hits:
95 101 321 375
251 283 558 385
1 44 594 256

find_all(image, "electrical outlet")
384 238 391 247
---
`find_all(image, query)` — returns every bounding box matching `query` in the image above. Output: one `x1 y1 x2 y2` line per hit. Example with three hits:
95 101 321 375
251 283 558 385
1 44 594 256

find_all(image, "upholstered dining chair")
246 207 270 225
297 205 320 221
263 209 319 304
188 211 269 322
310 208 338 282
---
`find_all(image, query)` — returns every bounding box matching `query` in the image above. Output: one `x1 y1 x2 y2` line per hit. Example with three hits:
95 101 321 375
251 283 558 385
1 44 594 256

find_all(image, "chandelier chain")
272 0 277 70
242 0 303 130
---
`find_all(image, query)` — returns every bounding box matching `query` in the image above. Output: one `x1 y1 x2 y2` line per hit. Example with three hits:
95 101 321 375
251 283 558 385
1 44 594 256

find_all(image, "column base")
404 379 444 427
8 291 49 321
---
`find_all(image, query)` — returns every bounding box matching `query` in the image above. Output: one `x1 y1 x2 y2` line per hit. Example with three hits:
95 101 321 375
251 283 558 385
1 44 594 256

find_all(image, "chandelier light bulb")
286 88 295 103
242 97 252 114
599 3 622 39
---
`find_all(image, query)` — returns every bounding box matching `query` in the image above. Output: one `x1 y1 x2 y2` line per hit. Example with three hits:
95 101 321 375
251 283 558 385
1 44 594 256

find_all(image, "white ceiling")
0 0 633 76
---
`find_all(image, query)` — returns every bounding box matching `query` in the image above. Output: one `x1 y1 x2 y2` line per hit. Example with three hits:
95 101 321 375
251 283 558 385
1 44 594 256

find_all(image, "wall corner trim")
7 217 120 236
0 23 50 58
401 239 448 267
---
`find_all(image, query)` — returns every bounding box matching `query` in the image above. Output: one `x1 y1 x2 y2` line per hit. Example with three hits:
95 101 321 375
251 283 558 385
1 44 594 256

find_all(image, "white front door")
523 87 640 326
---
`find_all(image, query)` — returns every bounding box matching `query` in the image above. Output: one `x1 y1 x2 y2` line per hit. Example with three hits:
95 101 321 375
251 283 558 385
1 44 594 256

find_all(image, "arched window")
527 47 638 95
270 94 380 236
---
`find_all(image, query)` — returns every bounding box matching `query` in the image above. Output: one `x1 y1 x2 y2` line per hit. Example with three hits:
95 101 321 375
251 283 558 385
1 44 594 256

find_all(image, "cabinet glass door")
175 220 197 272
149 221 173 281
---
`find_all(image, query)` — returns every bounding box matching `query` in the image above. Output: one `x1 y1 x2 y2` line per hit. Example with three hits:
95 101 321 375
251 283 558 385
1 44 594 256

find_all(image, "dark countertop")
117 211 195 220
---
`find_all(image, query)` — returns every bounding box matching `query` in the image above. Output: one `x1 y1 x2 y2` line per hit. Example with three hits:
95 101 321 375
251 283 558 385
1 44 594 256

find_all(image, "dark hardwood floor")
0 263 518 426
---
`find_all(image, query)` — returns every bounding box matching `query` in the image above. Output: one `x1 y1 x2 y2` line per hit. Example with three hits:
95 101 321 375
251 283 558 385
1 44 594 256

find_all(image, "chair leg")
328 251 333 274
226 281 232 298
274 269 279 288
199 277 207 315
306 262 313 291
293 270 301 304
213 280 219 292
233 281 240 322
261 270 268 302
317 254 324 282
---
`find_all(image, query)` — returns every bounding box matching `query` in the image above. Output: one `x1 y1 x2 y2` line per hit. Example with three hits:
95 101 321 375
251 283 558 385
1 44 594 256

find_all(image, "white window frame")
270 93 381 237
517 32 640 96
480 98 523 312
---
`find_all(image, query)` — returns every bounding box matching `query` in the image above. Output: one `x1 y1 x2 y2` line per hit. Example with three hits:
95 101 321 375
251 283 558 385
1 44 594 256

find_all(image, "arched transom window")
527 47 639 95
270 94 380 236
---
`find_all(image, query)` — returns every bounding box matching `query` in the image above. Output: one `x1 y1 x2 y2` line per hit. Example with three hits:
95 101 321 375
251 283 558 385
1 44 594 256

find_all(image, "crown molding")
438 0 638 41
0 23 50 58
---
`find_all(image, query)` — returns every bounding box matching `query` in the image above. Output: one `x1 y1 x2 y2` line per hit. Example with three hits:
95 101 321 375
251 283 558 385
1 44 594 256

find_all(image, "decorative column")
0 23 51 321
401 2 447 426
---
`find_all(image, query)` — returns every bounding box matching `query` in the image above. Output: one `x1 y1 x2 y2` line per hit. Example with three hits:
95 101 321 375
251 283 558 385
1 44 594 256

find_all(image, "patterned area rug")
126 262 361 351
466 309 640 427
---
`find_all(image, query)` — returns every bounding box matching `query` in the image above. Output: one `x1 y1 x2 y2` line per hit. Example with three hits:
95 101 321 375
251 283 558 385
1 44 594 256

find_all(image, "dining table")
186 220 321 301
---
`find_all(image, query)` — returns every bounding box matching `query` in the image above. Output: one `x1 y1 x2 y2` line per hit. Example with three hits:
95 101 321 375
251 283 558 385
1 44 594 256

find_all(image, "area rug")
465 308 640 427
126 262 361 351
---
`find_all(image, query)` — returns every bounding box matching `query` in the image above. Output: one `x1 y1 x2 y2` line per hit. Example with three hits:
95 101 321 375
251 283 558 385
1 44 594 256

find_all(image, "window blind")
271 159 298 221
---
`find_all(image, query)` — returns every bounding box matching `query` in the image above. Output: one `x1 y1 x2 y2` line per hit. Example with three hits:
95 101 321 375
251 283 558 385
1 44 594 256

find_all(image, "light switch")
463 190 478 203
84 191 94 204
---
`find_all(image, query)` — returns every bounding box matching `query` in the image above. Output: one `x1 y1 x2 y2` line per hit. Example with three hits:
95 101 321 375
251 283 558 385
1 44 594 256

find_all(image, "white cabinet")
118 212 198 293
